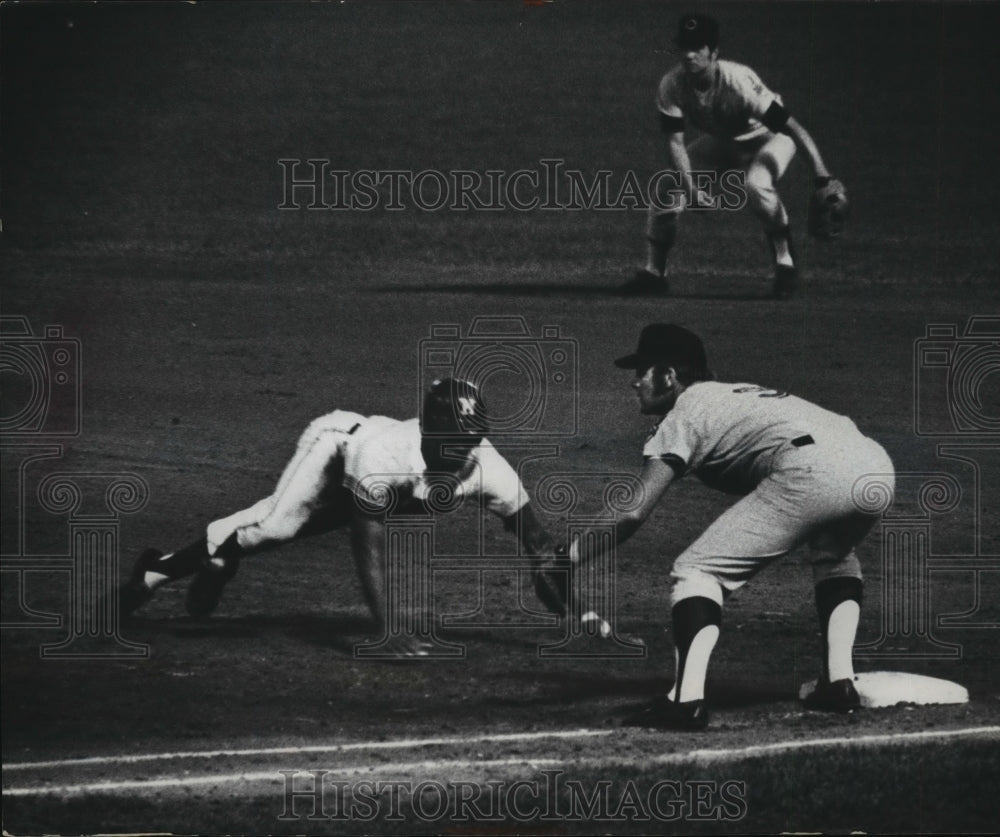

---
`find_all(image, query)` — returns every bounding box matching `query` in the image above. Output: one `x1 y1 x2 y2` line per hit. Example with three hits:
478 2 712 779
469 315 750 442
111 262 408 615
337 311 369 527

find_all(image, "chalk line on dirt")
4 725 998 798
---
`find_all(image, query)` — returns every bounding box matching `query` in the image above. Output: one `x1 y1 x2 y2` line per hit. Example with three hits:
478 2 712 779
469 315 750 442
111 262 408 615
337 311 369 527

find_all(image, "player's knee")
811 550 863 586
670 568 725 608
256 515 306 543
744 166 777 206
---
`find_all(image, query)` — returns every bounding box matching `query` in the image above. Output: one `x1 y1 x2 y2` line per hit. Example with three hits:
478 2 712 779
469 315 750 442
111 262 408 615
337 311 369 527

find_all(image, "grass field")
3 2 1000 834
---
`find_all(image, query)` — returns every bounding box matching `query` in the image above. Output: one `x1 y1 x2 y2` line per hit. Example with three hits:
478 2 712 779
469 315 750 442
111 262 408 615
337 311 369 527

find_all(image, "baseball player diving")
562 323 894 729
119 378 567 656
620 13 847 299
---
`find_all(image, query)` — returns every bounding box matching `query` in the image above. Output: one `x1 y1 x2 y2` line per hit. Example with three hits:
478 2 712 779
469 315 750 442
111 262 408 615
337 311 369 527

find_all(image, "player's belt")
791 434 815 447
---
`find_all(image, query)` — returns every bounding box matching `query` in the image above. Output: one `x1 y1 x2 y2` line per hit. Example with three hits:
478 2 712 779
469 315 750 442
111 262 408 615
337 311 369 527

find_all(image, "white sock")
142 551 174 589
826 600 860 682
674 625 720 702
645 243 668 277
142 571 170 589
772 235 794 267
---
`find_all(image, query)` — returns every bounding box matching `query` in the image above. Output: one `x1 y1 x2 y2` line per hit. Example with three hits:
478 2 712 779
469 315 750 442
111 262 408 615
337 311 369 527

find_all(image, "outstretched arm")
571 457 679 560
783 116 831 181
666 132 715 209
350 511 388 624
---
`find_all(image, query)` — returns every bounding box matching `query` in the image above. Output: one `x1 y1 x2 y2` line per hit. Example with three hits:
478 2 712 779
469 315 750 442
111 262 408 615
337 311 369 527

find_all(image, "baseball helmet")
421 378 489 436
421 378 489 472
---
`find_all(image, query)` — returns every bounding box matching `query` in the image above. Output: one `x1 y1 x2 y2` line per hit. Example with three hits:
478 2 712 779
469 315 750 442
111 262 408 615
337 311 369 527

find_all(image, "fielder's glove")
532 546 571 617
807 176 849 240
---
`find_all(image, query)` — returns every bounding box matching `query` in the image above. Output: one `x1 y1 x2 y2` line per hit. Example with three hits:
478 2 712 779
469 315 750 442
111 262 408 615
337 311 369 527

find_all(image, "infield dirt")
3 2 999 834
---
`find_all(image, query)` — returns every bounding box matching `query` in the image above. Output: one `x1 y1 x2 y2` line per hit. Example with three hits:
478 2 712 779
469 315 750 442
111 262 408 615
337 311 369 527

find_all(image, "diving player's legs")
121 414 359 616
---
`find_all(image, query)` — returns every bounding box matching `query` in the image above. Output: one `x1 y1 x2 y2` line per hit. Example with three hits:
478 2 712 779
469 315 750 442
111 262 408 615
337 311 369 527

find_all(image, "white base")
799 671 969 708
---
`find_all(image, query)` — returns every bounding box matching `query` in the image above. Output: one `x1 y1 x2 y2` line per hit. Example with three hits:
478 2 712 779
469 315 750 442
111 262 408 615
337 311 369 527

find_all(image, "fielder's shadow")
123 610 562 655
500 670 795 709
124 612 374 649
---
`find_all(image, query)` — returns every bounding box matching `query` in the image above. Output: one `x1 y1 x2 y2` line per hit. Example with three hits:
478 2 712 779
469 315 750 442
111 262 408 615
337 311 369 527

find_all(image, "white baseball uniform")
206 410 527 555
652 59 797 227
642 382 895 606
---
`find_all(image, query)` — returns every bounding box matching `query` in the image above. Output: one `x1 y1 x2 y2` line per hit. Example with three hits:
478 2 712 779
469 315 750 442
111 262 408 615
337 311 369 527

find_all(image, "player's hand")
689 189 717 210
807 176 849 239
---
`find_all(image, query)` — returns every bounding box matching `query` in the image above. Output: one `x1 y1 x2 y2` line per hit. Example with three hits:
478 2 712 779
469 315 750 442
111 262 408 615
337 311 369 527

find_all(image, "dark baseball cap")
675 13 719 50
614 323 709 374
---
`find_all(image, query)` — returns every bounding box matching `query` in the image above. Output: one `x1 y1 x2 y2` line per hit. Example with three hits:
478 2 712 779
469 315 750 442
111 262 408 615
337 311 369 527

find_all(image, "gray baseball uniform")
652 59 797 224
642 381 895 606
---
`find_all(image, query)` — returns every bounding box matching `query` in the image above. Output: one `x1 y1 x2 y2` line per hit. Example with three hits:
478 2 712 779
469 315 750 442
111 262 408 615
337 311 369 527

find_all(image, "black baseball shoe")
802 677 861 713
617 695 709 731
618 269 669 297
185 556 240 618
119 548 164 617
772 264 799 299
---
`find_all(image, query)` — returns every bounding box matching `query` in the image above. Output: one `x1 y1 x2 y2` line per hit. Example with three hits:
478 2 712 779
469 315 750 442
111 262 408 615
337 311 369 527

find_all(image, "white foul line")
2 729 616 771
4 725 998 798
673 724 1000 763
1 758 567 798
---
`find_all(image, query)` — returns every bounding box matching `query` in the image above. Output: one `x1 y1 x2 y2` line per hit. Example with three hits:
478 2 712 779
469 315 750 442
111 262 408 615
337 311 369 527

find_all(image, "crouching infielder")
581 324 894 728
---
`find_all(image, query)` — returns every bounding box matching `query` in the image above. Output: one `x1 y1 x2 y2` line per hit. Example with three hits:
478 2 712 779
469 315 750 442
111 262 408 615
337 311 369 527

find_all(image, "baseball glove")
532 546 570 617
807 177 849 240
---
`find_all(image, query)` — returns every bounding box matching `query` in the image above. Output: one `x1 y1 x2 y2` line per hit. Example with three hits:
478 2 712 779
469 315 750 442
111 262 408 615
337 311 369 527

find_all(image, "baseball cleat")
119 548 164 616
185 556 240 618
802 677 861 713
772 264 798 299
618 270 669 297
617 695 709 731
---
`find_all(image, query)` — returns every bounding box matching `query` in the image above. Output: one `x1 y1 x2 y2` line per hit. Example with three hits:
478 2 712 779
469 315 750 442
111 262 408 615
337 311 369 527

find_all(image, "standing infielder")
572 323 894 729
120 378 565 656
620 13 847 299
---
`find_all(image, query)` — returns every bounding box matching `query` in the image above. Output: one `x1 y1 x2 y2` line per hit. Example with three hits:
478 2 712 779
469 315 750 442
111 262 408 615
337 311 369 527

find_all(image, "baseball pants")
205 411 364 556
647 131 797 237
669 436 896 606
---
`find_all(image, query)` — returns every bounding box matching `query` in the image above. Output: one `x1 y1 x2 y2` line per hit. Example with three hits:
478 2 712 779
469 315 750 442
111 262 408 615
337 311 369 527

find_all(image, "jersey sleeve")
641 410 699 476
732 65 779 118
471 440 529 518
